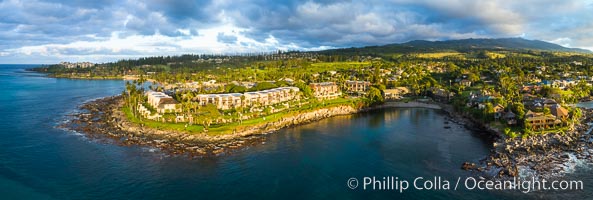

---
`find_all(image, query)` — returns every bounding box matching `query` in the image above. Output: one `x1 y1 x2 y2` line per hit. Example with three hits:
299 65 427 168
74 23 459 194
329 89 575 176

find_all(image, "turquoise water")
0 64 591 199
577 101 593 109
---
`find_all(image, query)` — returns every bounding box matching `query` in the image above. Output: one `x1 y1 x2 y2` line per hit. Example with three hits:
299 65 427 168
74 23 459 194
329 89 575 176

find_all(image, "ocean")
0 64 591 199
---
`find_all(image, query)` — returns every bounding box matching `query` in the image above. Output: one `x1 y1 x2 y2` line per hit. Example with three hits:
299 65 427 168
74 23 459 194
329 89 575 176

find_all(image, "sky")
1 0 593 64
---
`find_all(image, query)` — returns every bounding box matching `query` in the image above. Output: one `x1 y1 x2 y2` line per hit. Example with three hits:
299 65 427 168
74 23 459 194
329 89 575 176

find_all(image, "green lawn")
413 52 464 58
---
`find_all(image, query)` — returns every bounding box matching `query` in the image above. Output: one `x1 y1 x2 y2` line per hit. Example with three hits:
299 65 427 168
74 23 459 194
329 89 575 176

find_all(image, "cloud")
1 0 593 63
216 32 238 44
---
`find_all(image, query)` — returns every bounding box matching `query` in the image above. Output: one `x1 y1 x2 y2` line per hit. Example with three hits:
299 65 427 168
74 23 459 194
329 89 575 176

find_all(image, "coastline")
63 96 360 156
361 100 593 180
64 97 499 157
376 101 443 109
460 107 593 179
61 97 499 155
63 96 593 180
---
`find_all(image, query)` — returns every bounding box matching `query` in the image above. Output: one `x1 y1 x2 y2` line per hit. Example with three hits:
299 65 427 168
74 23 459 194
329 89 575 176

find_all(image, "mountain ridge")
321 37 591 54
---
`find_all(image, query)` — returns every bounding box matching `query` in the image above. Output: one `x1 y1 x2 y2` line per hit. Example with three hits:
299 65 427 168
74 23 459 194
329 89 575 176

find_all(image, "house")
543 99 558 107
522 93 537 101
521 85 541 93
459 79 472 87
493 104 505 119
552 79 577 89
478 103 486 110
431 88 454 102
383 87 410 100
504 111 517 125
529 98 546 109
539 80 553 86
310 82 341 100
525 110 540 118
279 78 294 84
549 104 569 121
525 110 561 130
344 81 371 94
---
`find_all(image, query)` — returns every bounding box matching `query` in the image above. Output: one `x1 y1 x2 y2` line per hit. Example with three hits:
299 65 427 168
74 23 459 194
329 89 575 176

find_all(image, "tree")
250 82 277 91
569 107 583 131
295 82 313 98
197 104 222 131
483 102 494 122
229 85 247 93
372 61 383 84
366 86 384 106
540 85 552 97
543 107 551 116
468 73 480 83
446 62 459 74
512 102 525 123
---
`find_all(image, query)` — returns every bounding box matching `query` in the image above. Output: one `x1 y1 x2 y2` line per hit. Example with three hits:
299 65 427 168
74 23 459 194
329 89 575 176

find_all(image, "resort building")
194 87 300 110
344 81 371 94
309 82 341 100
59 61 94 68
194 93 243 110
145 91 179 113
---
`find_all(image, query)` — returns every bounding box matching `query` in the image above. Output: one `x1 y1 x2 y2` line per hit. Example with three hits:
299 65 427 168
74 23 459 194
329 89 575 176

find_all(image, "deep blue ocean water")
0 64 592 199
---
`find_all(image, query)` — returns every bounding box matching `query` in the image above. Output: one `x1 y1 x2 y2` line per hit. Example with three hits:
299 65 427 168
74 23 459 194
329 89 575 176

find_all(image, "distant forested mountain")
322 38 591 55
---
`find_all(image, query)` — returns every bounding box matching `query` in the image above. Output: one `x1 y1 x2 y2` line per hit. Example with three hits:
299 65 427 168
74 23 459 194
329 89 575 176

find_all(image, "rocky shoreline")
461 108 593 180
402 100 593 180
62 96 593 179
59 97 500 158
60 96 359 157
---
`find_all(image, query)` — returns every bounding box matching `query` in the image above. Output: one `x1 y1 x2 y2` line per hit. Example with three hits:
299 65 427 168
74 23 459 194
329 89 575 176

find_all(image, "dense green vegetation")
33 38 593 137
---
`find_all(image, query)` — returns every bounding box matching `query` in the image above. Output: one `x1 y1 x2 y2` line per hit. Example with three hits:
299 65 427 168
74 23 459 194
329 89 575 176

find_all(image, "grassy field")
413 52 464 58
486 52 506 59
379 53 404 59
551 52 593 57
309 62 372 72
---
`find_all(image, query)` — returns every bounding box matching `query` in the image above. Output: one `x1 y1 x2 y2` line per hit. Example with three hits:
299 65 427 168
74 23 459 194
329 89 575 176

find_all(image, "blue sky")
1 0 592 64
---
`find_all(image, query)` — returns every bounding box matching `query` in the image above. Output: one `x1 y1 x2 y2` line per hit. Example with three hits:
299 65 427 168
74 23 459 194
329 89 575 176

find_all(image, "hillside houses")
552 79 579 89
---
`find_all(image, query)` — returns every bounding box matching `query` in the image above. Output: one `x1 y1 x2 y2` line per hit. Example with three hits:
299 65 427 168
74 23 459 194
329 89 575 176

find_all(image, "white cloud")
4 22 314 62
1 0 593 63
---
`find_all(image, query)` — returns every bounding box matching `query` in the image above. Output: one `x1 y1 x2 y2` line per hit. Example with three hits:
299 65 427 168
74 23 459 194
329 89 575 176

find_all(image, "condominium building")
194 87 300 110
145 91 179 113
344 81 371 94
309 82 341 100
